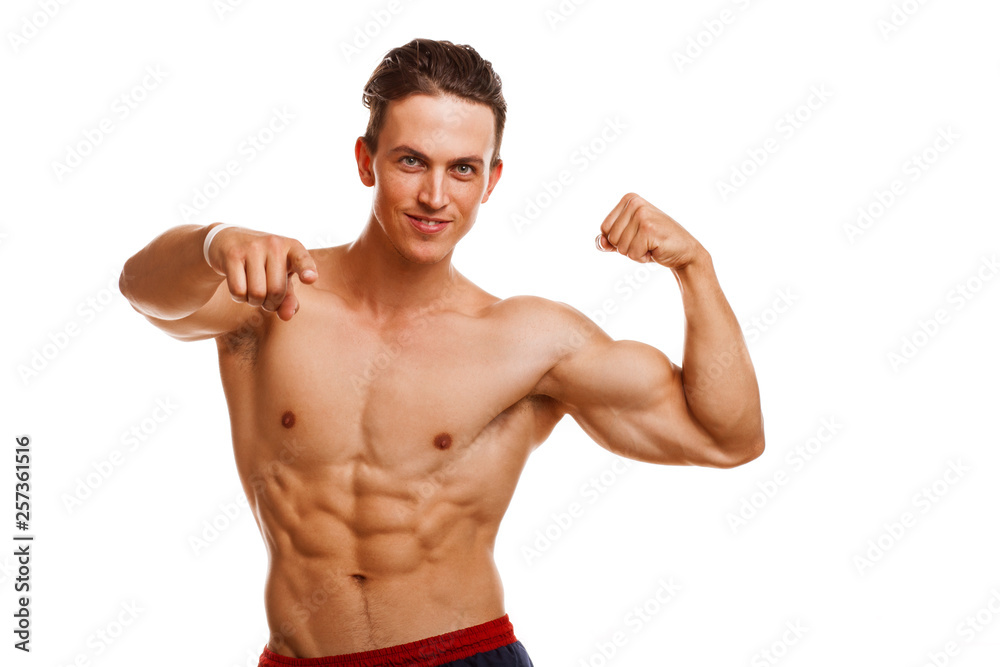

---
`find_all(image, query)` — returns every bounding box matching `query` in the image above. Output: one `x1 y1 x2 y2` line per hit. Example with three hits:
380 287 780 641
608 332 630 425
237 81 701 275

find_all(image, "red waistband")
258 614 516 667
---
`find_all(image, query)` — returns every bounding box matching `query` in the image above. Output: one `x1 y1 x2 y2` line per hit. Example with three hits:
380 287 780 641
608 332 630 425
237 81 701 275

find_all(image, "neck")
338 214 462 318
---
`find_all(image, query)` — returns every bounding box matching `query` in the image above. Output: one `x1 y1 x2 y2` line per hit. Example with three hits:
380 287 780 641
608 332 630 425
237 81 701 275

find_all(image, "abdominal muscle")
255 464 508 657
223 409 517 658
213 296 553 657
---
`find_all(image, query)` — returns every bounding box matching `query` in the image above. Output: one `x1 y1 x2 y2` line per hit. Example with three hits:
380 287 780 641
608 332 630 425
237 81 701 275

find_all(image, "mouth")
407 213 451 233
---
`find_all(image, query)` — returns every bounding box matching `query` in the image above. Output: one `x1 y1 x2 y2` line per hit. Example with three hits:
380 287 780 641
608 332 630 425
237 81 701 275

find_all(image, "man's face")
355 93 503 264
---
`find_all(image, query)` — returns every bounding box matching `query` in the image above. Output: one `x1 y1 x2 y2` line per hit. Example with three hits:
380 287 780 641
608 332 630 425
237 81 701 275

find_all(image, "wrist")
671 247 719 295
203 223 235 275
672 245 712 276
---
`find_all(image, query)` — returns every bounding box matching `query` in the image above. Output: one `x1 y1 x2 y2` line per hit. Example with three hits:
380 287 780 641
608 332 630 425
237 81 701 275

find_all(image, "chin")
389 234 452 265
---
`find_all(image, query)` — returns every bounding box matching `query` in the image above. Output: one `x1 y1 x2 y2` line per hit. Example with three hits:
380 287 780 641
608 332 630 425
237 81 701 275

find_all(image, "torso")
215 245 566 657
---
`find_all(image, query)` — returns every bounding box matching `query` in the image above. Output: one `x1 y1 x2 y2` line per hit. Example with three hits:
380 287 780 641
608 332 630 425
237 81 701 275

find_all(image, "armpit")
216 322 261 368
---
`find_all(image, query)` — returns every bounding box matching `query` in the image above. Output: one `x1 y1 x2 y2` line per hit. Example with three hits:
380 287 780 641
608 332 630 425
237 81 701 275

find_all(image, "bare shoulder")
486 294 604 343
484 294 611 394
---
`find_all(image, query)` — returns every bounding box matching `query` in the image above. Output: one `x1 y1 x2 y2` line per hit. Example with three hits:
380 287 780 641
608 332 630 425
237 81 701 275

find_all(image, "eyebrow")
387 145 485 168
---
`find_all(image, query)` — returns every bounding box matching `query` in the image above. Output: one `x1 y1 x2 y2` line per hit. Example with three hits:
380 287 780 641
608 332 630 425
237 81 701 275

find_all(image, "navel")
281 411 296 429
433 433 452 450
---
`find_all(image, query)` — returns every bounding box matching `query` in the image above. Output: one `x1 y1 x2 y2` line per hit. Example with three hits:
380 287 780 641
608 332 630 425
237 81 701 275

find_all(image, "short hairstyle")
362 38 506 169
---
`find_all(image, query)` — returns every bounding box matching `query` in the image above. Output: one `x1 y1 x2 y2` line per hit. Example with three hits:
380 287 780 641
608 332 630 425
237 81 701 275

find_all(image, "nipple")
433 433 452 450
281 411 296 429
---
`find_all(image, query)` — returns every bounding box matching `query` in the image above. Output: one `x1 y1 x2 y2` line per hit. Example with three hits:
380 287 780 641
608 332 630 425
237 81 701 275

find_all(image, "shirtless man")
119 38 764 667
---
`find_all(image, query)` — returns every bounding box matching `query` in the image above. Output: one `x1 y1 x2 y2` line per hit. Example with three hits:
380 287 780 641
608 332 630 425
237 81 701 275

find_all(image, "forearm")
119 223 226 320
671 250 764 452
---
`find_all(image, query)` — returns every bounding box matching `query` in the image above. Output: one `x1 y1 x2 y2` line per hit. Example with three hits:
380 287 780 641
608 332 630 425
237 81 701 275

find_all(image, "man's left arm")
535 193 764 468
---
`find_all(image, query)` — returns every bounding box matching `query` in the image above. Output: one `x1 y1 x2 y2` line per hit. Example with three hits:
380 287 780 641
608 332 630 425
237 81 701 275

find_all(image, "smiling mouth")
407 214 450 226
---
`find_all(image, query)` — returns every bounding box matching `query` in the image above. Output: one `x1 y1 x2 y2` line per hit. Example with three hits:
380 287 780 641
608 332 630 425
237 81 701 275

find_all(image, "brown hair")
362 38 506 169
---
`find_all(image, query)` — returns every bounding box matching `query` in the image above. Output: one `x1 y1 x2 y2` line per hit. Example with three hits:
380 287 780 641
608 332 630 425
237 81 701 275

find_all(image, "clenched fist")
595 193 705 270
205 224 318 321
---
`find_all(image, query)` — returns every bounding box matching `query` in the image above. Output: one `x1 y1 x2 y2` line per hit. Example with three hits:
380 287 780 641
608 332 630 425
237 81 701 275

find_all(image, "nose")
417 168 449 211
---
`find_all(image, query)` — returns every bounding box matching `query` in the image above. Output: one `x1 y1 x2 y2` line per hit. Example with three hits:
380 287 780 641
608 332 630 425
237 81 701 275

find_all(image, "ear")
481 159 503 204
355 137 375 187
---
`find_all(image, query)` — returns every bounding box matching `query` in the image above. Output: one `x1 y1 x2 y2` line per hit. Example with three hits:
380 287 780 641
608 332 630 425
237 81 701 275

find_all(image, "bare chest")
218 295 557 488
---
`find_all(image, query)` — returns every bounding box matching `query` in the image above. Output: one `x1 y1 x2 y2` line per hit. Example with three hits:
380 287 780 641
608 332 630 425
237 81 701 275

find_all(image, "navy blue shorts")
258 614 534 666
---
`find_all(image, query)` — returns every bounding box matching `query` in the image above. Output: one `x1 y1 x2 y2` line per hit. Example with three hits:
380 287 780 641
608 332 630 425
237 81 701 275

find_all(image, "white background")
2 0 999 665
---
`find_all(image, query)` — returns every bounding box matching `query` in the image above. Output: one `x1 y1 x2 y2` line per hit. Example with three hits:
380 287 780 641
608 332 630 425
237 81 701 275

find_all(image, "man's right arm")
119 223 318 342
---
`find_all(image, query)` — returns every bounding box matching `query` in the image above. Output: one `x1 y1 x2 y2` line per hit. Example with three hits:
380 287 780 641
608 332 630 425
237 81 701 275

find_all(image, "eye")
401 156 420 167
455 164 474 175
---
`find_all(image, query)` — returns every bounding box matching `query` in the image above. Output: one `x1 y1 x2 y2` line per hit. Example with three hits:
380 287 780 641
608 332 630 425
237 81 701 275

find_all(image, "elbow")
119 259 136 302
119 259 147 314
714 409 765 468
710 431 764 468
118 268 131 301
716 434 765 468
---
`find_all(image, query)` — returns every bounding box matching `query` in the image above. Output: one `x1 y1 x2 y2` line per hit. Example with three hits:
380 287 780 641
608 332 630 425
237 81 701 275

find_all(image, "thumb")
288 245 319 283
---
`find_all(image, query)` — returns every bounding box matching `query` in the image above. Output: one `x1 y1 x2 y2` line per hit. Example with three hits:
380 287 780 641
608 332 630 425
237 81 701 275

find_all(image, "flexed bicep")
533 302 723 466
